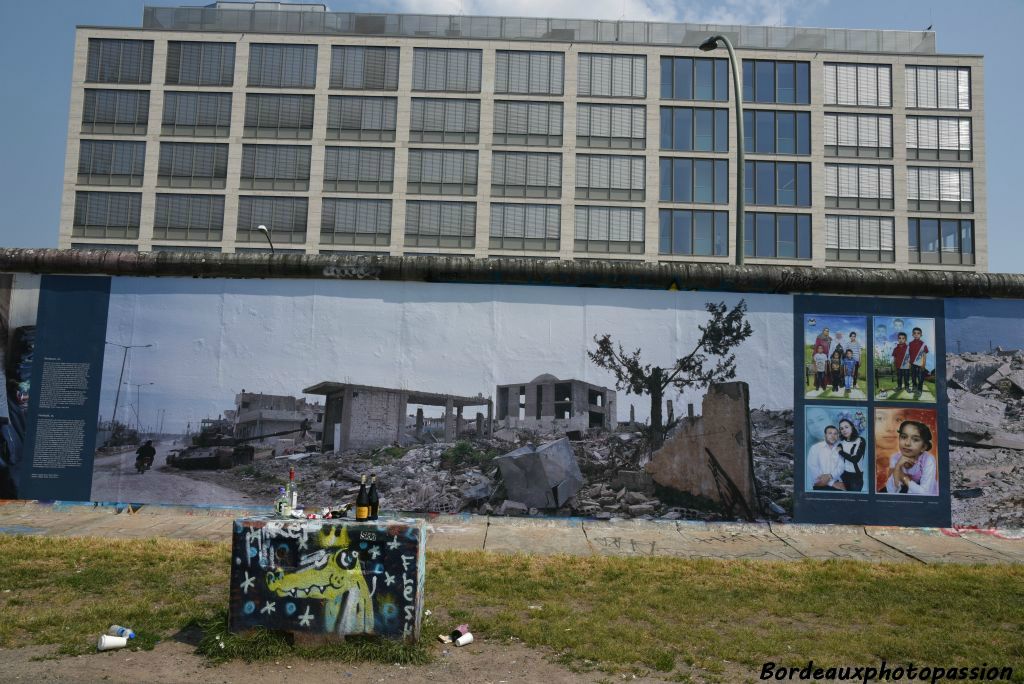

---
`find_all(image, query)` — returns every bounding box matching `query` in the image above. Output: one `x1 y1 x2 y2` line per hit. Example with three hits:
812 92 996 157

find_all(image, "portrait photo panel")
804 404 870 494
803 314 868 401
873 316 937 403
875 407 940 496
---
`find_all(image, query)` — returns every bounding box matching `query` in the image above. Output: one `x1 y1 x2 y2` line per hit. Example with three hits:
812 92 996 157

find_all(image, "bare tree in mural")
588 300 753 447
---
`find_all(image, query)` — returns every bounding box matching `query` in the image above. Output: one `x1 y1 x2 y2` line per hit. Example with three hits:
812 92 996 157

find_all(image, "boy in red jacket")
892 332 910 393
908 327 930 395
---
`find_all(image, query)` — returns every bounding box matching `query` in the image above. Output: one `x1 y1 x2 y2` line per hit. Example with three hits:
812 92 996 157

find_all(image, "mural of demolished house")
495 375 617 432
232 391 325 447
303 382 493 452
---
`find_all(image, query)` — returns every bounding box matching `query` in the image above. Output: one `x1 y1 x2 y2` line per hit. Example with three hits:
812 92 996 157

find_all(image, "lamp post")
257 224 275 255
699 35 745 266
106 342 152 434
126 381 154 435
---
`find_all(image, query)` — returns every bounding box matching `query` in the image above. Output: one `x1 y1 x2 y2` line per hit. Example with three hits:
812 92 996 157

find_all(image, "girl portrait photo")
874 408 940 496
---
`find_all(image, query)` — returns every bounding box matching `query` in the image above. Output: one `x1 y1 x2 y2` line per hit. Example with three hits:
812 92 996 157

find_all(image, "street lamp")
125 381 155 435
106 342 152 434
699 35 746 266
257 224 275 255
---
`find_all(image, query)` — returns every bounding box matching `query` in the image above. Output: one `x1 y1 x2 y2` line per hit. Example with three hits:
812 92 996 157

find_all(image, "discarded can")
107 625 135 639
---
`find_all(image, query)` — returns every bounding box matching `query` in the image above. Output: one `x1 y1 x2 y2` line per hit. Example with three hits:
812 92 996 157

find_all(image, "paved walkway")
1 500 1021 564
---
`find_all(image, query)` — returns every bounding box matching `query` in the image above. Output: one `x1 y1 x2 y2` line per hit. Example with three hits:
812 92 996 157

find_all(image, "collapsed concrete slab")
948 357 1004 393
494 437 584 509
947 388 1006 435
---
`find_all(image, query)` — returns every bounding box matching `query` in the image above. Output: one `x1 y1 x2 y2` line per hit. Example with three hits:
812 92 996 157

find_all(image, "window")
166 42 234 86
70 243 138 252
576 104 644 149
658 209 728 256
410 99 480 143
326 96 396 141
660 57 728 101
412 48 482 92
659 158 728 204
153 194 224 241
407 149 478 195
906 66 971 110
329 46 399 90
86 39 153 84
240 145 311 191
493 101 562 146
323 147 394 193
576 155 644 201
72 191 141 239
907 167 973 212
82 90 149 135
660 107 728 152
404 201 476 248
742 60 810 104
824 164 894 210
574 206 644 253
743 213 812 259
744 110 811 155
78 140 145 186
491 152 561 198
247 44 317 88
825 215 895 263
244 94 314 139
237 196 308 243
578 54 646 98
490 204 560 251
745 161 812 207
162 92 231 137
906 117 972 161
824 63 892 107
495 51 564 95
157 142 228 188
909 218 974 265
321 198 391 246
824 114 892 158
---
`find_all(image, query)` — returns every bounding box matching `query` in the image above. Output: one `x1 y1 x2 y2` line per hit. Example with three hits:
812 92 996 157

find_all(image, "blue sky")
0 0 1019 271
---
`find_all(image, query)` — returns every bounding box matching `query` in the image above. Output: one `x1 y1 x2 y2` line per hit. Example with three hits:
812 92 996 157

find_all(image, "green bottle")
368 475 379 521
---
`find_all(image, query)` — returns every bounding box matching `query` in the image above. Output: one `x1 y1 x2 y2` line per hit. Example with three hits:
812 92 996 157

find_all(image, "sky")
0 0 1019 271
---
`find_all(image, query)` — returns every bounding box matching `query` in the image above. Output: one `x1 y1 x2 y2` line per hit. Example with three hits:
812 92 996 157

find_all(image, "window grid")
247 44 317 88
906 116 972 161
72 191 141 239
658 209 729 256
244 94 315 139
742 60 811 104
323 147 395 193
576 155 645 201
491 152 562 199
153 194 224 241
744 161 813 207
329 46 399 90
165 42 234 86
321 198 392 246
824 164 895 210
574 206 644 253
327 96 397 141
86 39 153 84
576 104 645 149
578 54 646 98
825 215 895 263
493 101 563 146
659 158 728 204
162 92 232 137
158 142 229 188
489 203 560 251
495 51 564 95
240 145 312 191
660 56 729 101
77 140 146 187
407 149 479 196
743 110 811 156
906 66 971 110
412 48 482 92
660 107 729 152
82 90 149 135
404 201 476 248
410 99 480 143
907 167 973 212
824 113 893 158
909 218 975 265
237 196 308 243
824 63 892 107
743 212 813 259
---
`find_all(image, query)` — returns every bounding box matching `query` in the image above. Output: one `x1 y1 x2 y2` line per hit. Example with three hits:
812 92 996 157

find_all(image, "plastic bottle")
107 625 135 639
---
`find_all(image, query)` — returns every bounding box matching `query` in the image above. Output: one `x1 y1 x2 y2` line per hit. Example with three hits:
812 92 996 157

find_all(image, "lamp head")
257 224 269 236
699 37 719 51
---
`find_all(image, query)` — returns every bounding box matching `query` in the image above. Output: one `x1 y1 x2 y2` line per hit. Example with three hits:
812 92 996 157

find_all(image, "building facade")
59 3 986 270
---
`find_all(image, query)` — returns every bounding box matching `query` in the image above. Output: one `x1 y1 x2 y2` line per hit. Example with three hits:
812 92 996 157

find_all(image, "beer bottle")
355 474 370 522
368 475 379 521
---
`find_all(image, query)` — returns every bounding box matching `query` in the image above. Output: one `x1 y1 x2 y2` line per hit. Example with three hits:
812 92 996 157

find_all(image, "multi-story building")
59 2 986 270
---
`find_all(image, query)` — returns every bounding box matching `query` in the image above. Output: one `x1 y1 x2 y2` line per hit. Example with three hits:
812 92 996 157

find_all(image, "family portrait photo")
873 316 937 402
803 314 868 401
804 404 870 494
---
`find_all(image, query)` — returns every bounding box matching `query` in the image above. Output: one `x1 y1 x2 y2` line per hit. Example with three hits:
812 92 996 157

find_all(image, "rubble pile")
750 408 796 519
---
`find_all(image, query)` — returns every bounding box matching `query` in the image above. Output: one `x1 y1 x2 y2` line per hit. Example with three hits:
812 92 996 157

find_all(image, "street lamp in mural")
105 341 152 444
125 381 155 435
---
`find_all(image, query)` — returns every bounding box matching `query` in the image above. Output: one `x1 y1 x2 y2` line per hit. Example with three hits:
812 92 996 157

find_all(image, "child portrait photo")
873 316 936 402
874 407 940 496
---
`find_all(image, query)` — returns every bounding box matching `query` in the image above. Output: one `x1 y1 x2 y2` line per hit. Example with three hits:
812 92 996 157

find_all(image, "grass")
0 536 1022 681
440 440 498 470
